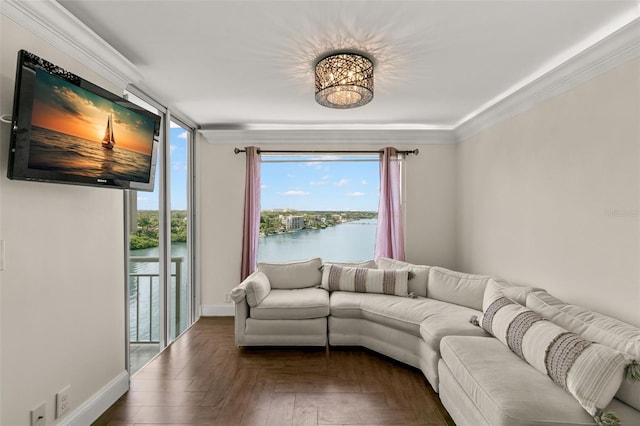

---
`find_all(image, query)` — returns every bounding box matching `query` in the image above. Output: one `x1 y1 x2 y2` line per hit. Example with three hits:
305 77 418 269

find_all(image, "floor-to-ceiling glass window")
168 120 192 340
125 89 195 374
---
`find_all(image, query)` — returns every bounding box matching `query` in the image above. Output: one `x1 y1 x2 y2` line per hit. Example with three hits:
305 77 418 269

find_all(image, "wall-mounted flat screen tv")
7 50 161 191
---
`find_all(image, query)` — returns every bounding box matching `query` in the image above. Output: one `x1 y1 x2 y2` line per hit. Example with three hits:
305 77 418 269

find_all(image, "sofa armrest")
234 297 249 346
230 272 257 303
231 271 270 346
230 273 256 346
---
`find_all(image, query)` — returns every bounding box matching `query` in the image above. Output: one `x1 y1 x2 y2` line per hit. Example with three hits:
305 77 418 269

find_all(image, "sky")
136 144 381 213
32 69 157 155
136 123 189 210
261 155 380 211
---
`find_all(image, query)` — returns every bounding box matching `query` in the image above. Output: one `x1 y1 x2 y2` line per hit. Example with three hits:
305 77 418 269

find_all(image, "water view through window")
128 119 192 373
258 155 379 263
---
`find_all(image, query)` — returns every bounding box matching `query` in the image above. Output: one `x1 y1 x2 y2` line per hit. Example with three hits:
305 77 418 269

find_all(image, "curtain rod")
233 148 419 156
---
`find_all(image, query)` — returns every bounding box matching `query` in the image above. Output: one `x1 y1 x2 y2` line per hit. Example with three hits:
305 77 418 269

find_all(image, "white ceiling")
55 0 638 130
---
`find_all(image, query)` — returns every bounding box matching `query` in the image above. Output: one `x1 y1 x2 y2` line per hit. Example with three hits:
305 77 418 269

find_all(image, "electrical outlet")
224 293 231 303
30 402 45 426
56 385 71 418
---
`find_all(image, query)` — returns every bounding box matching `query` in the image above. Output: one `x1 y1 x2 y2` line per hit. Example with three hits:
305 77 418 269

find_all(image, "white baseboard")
60 370 129 426
201 304 235 316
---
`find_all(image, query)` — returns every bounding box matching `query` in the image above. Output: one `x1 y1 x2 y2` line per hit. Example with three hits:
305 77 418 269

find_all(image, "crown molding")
198 128 456 145
0 0 142 88
455 16 640 142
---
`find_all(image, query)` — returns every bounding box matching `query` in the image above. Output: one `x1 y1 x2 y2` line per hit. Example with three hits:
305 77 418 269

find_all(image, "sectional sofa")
230 257 640 426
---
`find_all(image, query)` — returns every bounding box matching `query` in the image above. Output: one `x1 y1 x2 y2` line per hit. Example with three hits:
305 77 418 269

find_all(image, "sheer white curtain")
240 146 261 280
374 147 405 261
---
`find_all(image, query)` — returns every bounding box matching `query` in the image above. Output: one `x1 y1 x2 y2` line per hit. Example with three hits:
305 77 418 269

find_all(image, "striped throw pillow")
480 294 631 425
320 264 408 296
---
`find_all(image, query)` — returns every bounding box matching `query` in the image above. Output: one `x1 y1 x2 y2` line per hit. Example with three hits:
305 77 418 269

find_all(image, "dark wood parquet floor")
94 316 455 426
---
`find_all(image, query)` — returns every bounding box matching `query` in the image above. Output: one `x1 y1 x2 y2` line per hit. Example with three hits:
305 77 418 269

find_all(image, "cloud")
172 161 186 171
306 155 340 166
261 184 268 189
177 131 188 139
50 85 96 124
361 180 368 185
334 178 349 187
279 190 310 196
346 192 365 197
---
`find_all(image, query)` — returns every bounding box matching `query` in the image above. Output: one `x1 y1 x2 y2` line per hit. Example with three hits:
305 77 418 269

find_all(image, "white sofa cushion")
527 290 640 411
428 267 489 310
330 292 486 341
440 335 601 426
377 257 430 297
526 291 640 361
257 257 322 289
244 271 271 307
482 294 630 422
324 259 377 268
419 310 490 352
321 264 408 296
332 292 442 336
482 278 541 310
250 288 329 320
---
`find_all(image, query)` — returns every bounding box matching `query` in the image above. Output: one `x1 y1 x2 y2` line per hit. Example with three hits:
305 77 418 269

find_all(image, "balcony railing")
129 256 184 343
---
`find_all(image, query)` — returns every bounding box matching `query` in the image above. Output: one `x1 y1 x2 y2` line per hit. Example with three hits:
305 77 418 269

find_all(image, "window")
258 155 379 263
125 89 196 374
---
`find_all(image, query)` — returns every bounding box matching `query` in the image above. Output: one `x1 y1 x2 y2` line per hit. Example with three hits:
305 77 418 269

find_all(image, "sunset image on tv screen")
27 68 157 183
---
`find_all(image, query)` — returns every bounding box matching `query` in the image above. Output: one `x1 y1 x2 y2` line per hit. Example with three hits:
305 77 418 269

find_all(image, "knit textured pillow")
320 264 408 296
478 294 633 426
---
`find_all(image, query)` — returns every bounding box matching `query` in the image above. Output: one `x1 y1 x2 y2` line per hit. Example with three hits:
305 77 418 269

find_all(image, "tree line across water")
130 210 188 250
260 210 377 236
130 210 377 250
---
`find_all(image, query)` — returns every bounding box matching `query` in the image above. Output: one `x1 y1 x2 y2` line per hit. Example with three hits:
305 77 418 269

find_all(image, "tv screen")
7 50 161 191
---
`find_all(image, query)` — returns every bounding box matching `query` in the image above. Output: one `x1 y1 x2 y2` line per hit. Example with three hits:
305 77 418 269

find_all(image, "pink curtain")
375 147 405 261
240 146 261 280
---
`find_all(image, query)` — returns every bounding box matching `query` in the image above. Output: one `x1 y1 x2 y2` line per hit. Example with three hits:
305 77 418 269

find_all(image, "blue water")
129 243 189 342
257 218 377 263
29 126 152 182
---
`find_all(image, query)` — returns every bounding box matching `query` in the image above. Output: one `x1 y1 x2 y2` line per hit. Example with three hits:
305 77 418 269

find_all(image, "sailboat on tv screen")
101 113 116 150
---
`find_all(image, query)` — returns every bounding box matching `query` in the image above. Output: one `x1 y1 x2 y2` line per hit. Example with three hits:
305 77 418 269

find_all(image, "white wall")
457 58 640 327
197 139 457 312
1 17 126 425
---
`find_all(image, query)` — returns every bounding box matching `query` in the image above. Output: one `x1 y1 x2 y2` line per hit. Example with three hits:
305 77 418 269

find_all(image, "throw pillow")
482 278 542 310
428 267 489 310
480 293 632 425
377 257 430 297
526 290 640 411
257 257 322 289
321 264 409 296
324 260 377 269
244 271 271 307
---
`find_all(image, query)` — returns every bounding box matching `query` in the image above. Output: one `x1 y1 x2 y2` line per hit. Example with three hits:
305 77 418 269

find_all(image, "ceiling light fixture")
315 53 373 109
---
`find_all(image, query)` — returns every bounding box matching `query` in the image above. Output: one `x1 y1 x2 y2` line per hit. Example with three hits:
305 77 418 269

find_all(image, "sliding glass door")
168 120 192 340
125 90 196 373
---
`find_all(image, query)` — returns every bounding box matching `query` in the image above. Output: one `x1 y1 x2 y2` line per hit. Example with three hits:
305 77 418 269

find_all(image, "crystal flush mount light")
315 53 374 109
